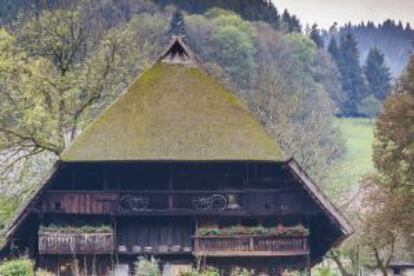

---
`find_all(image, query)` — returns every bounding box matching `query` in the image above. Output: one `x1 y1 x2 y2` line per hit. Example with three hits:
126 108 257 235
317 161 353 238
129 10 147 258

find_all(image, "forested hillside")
330 20 414 77
0 0 282 27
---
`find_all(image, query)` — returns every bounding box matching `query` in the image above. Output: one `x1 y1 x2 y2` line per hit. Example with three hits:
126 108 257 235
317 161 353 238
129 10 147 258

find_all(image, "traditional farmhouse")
0 38 352 275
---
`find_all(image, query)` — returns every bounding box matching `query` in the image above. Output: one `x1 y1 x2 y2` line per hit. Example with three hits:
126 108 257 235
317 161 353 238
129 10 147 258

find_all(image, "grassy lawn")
325 117 375 199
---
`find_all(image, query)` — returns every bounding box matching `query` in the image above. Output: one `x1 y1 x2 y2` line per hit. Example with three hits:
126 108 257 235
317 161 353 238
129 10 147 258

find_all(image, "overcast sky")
274 0 414 29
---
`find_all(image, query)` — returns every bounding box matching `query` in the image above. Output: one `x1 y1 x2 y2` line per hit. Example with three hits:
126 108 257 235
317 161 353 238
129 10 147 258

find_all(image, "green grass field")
325 118 375 198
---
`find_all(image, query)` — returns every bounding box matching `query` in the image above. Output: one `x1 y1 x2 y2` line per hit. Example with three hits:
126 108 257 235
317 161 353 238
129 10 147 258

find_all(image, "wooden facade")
1 161 351 275
37 189 314 216
0 38 352 275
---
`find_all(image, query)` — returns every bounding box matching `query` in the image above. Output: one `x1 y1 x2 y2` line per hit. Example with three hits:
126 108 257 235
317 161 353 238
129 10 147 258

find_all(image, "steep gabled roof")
61 38 283 162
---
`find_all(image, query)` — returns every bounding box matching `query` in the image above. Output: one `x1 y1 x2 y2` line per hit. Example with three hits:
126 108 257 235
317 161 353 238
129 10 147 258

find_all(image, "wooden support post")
168 165 174 209
306 254 311 276
103 169 108 190
112 217 117 253
277 266 283 276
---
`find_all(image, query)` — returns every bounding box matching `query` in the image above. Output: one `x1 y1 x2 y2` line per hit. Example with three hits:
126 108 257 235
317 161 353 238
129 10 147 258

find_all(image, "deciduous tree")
373 56 414 234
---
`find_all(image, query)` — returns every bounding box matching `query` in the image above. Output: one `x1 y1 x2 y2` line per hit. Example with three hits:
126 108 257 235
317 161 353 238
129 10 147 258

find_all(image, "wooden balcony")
37 189 313 215
39 232 114 255
193 235 309 256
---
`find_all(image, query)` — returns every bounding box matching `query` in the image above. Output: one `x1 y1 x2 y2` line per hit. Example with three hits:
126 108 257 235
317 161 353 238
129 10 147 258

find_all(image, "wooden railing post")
194 237 199 252
249 237 254 251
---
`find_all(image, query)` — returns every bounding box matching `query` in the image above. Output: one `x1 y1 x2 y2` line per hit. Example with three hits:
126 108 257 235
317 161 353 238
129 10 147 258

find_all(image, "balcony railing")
38 189 308 215
193 235 309 256
39 232 114 255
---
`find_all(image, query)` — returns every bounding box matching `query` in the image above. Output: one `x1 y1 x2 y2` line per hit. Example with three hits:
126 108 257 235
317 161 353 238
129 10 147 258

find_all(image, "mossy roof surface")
62 63 283 161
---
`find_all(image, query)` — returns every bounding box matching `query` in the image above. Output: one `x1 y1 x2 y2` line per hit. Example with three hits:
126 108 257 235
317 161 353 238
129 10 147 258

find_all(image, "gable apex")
159 36 197 66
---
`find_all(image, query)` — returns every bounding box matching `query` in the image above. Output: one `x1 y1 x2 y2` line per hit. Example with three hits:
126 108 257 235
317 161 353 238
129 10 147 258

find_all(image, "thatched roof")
61 38 283 162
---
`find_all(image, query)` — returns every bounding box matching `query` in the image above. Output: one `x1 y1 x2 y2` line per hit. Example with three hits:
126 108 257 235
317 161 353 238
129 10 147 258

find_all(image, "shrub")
312 266 338 276
230 267 254 276
135 256 161 276
35 269 55 276
179 267 220 276
0 258 34 276
281 269 302 276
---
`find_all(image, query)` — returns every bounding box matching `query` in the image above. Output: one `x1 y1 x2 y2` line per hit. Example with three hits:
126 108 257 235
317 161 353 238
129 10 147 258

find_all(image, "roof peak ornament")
159 36 198 66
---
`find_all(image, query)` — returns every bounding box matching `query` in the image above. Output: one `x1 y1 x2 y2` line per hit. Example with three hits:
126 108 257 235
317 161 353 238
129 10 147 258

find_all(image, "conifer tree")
168 9 187 38
309 23 324 48
282 10 301 33
338 32 367 115
328 22 338 36
364 47 391 100
328 37 340 62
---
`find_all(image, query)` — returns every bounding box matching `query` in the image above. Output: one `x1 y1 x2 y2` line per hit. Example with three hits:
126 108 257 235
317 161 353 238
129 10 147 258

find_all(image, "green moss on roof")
61 62 283 161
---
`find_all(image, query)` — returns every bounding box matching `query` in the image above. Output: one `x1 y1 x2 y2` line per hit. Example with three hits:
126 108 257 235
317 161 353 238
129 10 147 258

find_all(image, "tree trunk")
330 252 355 276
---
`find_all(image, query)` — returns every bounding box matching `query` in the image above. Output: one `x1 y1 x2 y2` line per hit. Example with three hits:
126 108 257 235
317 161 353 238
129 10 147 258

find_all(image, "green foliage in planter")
246 226 268 235
39 224 112 234
0 258 34 276
198 228 221 236
276 225 310 236
221 226 249 236
198 225 309 237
